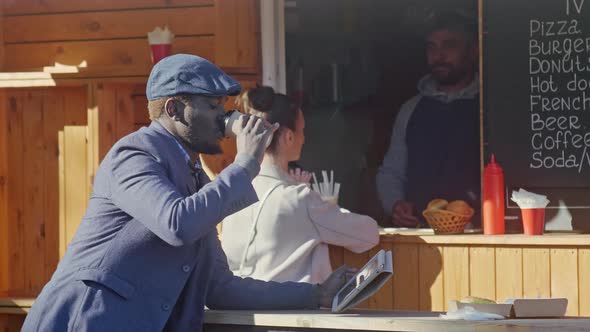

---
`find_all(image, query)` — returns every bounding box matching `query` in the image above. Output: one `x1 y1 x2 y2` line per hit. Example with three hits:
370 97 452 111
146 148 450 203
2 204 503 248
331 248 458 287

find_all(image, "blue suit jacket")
22 122 318 332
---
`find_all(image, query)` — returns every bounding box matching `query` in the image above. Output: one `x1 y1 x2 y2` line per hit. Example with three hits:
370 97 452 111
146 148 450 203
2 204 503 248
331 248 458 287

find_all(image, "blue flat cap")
146 54 241 101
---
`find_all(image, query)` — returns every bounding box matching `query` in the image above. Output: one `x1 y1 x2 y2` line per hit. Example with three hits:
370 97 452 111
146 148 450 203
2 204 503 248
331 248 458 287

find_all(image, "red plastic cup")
521 208 546 235
150 44 172 64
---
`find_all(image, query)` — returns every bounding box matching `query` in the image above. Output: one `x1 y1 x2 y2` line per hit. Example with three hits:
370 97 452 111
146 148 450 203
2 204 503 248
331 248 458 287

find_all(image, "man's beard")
430 63 468 86
184 129 223 155
189 140 223 155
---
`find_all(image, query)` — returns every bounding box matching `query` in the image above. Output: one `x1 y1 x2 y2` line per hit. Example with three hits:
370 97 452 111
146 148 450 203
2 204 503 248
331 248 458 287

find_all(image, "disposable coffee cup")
220 110 277 150
321 196 338 205
521 208 545 235
511 189 550 235
148 26 174 64
221 110 242 138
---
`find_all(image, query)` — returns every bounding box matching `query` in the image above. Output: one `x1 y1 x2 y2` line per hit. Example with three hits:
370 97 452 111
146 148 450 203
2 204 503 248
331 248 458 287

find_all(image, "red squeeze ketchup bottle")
483 154 505 235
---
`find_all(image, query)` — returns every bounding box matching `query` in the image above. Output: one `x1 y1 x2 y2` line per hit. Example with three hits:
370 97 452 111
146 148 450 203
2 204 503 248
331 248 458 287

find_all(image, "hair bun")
248 86 275 112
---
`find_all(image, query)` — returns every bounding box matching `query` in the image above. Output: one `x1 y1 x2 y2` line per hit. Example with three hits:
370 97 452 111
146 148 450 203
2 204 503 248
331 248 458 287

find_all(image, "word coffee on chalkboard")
486 0 590 193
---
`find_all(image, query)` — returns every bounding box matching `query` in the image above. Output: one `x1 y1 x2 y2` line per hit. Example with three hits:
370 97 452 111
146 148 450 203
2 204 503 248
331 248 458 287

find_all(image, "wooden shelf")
0 298 33 314
379 231 590 246
0 65 259 88
0 67 147 87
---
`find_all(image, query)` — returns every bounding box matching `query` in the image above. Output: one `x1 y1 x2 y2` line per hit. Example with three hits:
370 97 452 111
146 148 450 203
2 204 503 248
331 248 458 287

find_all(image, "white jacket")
221 164 379 284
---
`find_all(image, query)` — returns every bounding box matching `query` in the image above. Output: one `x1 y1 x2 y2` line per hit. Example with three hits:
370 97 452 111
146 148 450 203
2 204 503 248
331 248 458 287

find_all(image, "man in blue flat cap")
22 54 351 332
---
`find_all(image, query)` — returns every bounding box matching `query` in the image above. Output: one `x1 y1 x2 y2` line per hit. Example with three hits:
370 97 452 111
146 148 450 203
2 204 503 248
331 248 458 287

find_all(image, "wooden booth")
327 0 590 320
328 0 590 321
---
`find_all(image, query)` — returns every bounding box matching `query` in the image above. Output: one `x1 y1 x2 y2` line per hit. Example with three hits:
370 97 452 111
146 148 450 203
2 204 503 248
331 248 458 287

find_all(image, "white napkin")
440 306 504 320
147 26 174 45
510 188 550 209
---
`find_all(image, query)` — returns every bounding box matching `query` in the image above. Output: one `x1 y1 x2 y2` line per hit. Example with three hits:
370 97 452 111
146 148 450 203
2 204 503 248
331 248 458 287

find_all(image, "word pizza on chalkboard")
485 0 590 210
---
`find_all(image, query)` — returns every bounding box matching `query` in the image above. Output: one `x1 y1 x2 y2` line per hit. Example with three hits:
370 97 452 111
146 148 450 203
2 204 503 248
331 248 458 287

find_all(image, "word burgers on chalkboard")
485 0 590 219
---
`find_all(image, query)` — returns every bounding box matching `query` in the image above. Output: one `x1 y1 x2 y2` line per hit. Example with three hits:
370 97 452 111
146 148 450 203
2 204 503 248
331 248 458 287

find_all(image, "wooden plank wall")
0 88 86 297
214 0 259 73
0 316 23 332
95 84 138 160
1 1 214 75
330 242 590 316
0 0 259 78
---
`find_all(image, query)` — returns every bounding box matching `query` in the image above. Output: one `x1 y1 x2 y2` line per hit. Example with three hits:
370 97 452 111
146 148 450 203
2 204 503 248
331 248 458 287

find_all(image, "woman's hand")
289 168 312 184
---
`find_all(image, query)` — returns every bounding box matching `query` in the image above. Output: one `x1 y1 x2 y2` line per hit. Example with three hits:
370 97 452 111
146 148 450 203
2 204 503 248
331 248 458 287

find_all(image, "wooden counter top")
203 309 590 331
5 300 590 331
0 298 33 314
378 229 590 246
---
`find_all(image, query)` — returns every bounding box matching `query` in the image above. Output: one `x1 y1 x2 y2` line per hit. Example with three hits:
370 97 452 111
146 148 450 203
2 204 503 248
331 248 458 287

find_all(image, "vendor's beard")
430 64 469 86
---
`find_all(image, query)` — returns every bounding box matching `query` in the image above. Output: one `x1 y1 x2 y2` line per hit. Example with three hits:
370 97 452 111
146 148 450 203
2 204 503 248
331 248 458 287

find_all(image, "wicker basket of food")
422 199 474 234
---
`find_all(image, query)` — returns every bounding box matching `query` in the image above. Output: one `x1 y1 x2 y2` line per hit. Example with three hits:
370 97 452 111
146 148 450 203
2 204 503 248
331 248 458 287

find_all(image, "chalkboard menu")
485 0 590 211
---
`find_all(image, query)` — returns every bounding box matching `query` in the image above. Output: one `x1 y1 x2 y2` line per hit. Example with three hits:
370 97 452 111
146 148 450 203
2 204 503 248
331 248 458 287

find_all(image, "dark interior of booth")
284 0 478 224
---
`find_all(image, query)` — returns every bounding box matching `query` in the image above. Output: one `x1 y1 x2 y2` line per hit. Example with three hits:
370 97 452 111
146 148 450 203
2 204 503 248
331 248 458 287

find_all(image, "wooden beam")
3 36 214 74
579 249 590 316
4 7 215 43
0 90 8 293
1 0 213 16
5 93 25 295
21 93 46 294
60 126 89 255
0 297 34 310
0 6 4 70
96 84 116 161
87 84 100 193
381 233 590 246
114 85 136 140
58 131 65 258
0 73 259 90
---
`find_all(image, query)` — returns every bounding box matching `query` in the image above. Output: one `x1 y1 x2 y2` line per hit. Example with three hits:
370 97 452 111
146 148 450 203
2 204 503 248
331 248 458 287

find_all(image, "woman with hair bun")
221 86 379 284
